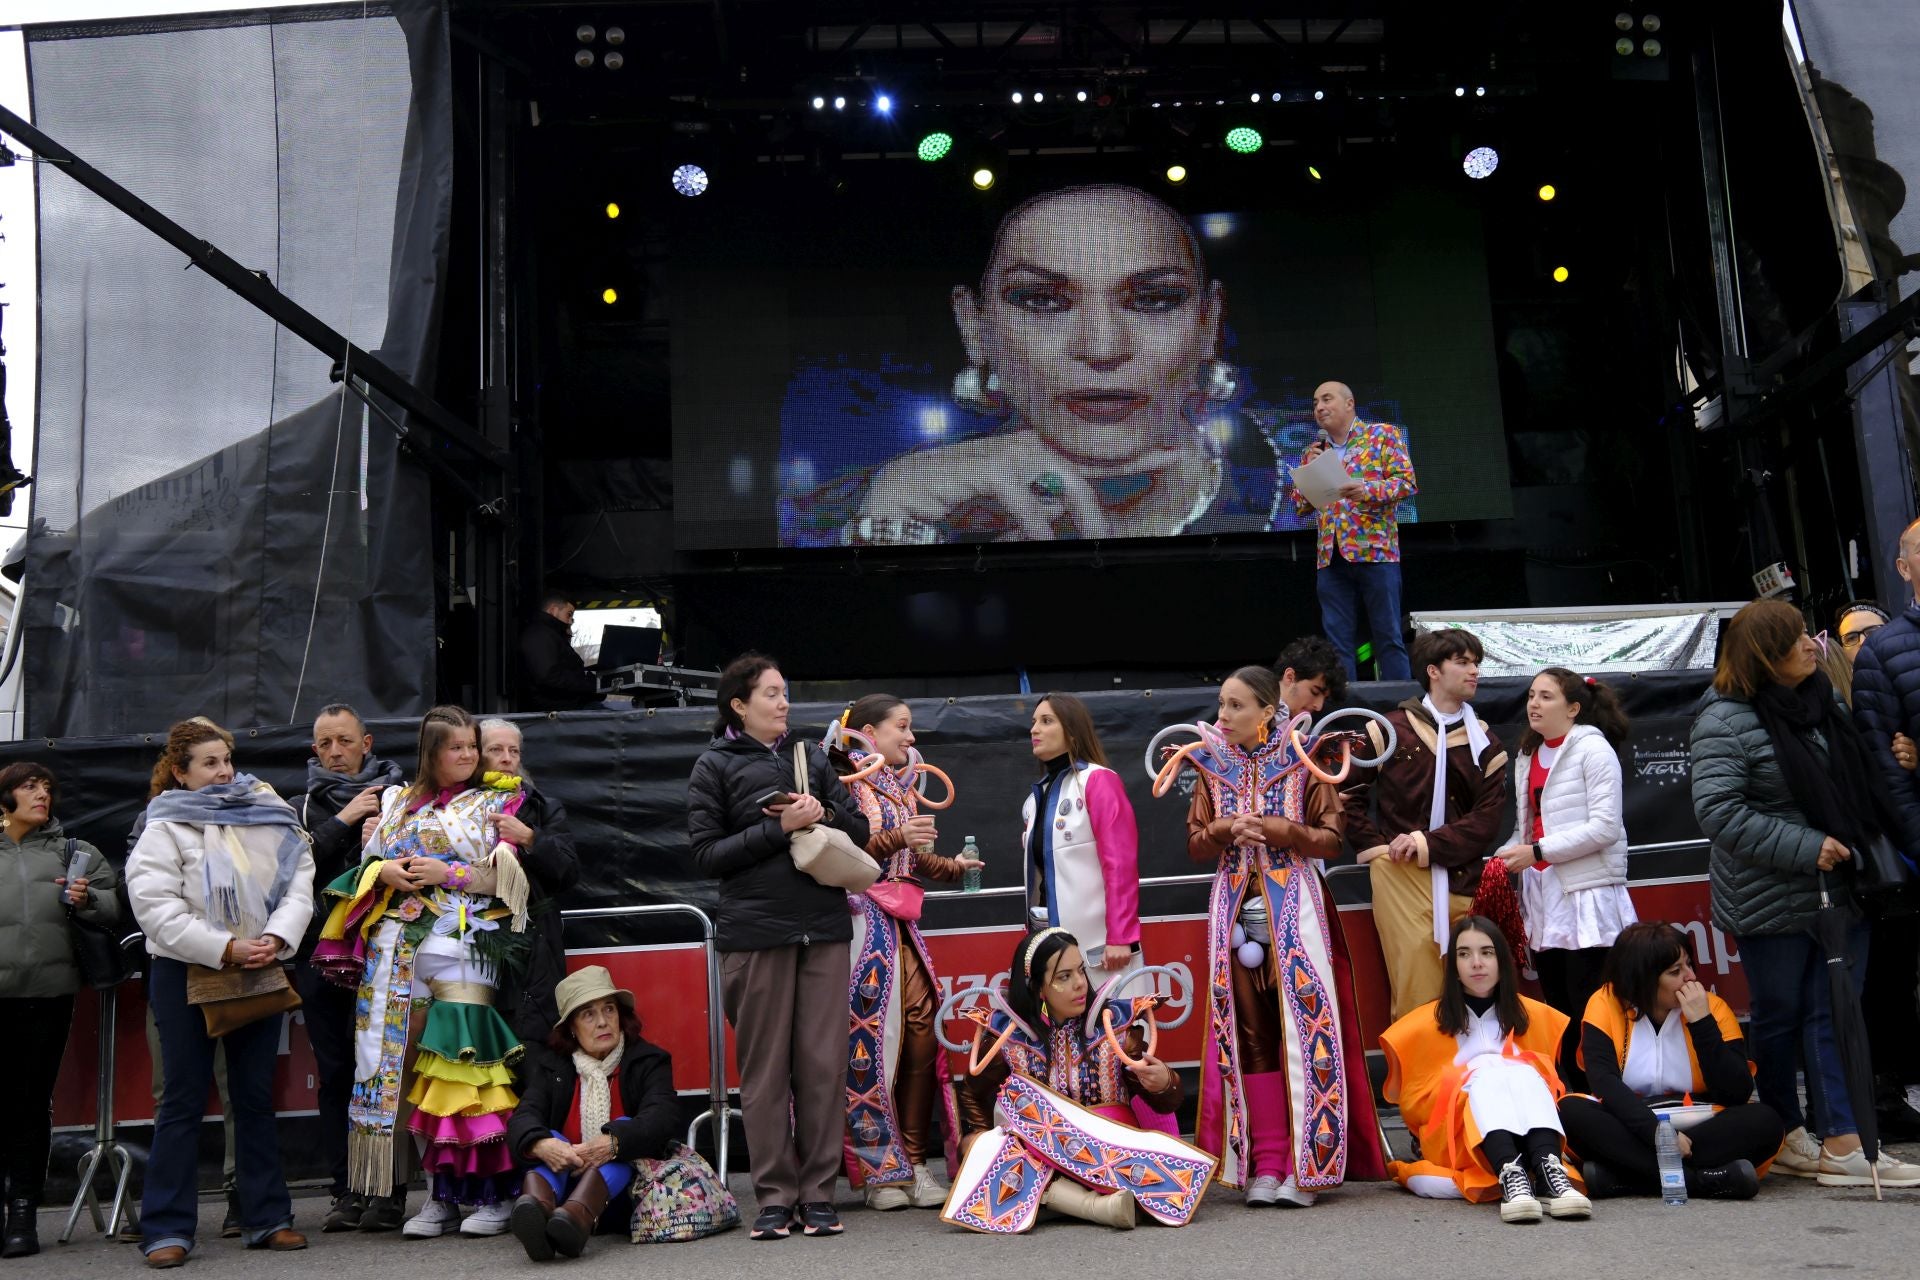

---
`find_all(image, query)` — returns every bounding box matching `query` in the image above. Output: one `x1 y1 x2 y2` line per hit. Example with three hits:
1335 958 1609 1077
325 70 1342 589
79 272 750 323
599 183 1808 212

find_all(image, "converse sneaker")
1243 1175 1282 1207
1533 1153 1592 1219
400 1199 459 1239
1497 1158 1543 1224
458 1201 513 1236
1816 1147 1920 1188
1775 1127 1823 1179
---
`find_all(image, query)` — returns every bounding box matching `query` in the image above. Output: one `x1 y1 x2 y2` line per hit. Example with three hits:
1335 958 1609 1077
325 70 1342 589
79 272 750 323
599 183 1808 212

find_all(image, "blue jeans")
532 1128 633 1208
142 956 294 1256
1316 554 1410 680
1739 925 1870 1138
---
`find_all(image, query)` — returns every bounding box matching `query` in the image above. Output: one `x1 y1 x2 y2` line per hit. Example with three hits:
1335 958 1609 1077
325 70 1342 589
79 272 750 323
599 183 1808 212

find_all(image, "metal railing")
62 933 146 1244
558 903 739 1173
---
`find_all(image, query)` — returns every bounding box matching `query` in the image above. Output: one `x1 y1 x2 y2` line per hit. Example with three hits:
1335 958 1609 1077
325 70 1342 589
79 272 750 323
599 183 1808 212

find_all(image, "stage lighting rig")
1462 146 1500 179
671 164 709 197
1225 127 1263 155
917 132 955 162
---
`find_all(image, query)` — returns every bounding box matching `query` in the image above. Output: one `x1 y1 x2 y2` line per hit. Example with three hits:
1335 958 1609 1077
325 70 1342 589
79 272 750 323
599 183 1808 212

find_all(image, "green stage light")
1224 126 1264 154
917 131 954 162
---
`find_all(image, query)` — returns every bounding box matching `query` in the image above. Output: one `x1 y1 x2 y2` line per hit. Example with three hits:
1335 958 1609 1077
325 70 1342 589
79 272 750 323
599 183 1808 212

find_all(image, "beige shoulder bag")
787 743 881 892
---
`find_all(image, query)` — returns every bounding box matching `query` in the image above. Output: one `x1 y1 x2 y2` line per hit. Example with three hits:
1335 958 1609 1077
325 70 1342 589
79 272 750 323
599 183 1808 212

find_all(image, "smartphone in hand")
753 789 794 809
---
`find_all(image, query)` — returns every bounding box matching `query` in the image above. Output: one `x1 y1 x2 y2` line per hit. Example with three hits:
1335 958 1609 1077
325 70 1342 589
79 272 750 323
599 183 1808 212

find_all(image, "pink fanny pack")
864 879 925 922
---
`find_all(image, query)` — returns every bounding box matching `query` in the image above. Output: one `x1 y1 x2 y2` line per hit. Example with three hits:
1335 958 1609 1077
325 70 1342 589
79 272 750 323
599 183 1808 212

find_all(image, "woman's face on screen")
964 187 1219 467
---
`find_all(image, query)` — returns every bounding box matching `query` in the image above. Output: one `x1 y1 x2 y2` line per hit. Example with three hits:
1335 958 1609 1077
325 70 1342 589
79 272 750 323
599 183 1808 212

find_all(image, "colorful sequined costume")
943 991 1215 1233
1183 736 1389 1192
313 776 531 1205
842 753 963 1189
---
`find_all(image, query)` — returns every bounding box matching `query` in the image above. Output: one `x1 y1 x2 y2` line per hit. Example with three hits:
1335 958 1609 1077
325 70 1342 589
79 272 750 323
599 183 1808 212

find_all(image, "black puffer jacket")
497 784 582 1043
686 732 869 952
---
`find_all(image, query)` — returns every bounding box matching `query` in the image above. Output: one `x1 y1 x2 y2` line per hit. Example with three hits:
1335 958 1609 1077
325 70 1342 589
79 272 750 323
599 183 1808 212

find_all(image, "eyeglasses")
1048 963 1089 991
1840 623 1883 651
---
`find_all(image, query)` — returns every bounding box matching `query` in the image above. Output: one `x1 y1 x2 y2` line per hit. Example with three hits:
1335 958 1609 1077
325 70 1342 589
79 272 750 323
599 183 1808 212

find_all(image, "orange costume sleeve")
1380 996 1571 1203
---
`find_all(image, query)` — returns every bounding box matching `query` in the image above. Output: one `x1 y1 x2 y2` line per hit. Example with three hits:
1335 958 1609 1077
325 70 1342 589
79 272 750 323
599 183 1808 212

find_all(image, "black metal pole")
0 104 505 471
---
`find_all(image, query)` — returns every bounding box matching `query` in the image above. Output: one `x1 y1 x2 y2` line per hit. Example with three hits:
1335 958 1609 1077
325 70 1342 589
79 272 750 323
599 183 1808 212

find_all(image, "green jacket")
1690 689 1856 937
1 819 122 998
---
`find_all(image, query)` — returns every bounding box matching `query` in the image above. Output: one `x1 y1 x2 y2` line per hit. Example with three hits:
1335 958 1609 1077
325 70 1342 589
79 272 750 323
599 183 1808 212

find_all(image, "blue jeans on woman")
530 1128 635 1202
1739 923 1870 1137
141 956 294 1258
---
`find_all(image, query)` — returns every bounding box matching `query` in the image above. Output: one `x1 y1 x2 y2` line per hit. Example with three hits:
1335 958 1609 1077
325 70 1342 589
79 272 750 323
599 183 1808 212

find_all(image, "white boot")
1040 1178 1135 1230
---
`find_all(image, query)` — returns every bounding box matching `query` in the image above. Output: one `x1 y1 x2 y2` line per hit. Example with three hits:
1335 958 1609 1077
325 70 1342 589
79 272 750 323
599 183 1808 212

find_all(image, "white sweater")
127 817 316 967
1503 724 1629 893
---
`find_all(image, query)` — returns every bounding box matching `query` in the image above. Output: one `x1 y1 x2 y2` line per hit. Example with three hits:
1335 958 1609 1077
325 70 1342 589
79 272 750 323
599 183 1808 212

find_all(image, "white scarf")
572 1038 625 1144
1422 694 1490 951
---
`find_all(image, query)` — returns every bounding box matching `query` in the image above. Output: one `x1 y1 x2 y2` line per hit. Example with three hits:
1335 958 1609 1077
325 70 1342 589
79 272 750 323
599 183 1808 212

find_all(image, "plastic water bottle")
1655 1115 1688 1206
962 836 983 893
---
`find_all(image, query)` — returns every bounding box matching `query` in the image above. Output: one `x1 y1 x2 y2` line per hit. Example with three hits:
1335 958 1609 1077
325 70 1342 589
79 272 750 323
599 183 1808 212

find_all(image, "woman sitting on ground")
505 967 680 1261
946 929 1215 1234
1381 916 1590 1224
1558 921 1783 1199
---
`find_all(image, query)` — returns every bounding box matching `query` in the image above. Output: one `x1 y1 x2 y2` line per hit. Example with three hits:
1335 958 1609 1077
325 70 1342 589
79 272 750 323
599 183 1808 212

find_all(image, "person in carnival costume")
940 928 1216 1233
1380 915 1591 1223
826 696 983 1212
1160 664 1390 1207
312 705 535 1239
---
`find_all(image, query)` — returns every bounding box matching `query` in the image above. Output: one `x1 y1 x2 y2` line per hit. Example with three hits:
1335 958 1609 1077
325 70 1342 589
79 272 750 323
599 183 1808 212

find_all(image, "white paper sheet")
1289 447 1355 510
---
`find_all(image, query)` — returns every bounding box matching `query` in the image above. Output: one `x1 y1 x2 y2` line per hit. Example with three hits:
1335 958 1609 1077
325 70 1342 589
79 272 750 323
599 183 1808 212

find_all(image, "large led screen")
670 169 1509 549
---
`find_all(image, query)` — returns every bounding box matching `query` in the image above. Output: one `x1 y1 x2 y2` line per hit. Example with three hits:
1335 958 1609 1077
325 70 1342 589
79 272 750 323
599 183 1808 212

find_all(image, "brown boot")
510 1172 560 1262
545 1168 610 1259
144 1246 189 1269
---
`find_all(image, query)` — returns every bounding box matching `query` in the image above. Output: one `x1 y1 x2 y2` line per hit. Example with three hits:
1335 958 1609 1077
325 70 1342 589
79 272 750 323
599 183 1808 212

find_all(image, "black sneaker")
1532 1153 1592 1219
796 1202 844 1237
322 1191 366 1233
221 1187 241 1239
1579 1159 1627 1199
357 1192 407 1233
1496 1158 1542 1224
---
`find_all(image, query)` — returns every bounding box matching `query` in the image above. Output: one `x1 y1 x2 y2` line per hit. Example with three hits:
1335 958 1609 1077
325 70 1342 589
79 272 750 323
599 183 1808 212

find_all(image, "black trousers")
1864 913 1920 1088
1534 946 1610 1090
1559 1096 1783 1191
0 995 77 1204
294 964 358 1197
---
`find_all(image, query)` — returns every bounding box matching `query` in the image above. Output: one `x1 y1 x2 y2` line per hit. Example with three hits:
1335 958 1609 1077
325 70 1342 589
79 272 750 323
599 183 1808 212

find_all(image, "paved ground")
22 1150 1920 1280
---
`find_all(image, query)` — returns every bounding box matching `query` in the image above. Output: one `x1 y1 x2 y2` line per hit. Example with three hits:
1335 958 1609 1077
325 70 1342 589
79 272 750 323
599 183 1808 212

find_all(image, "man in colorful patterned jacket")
1291 381 1418 680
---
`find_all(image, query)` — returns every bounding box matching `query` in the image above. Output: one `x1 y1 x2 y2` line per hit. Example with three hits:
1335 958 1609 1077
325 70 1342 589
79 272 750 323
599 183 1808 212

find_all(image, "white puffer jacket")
127 817 315 968
1504 724 1629 893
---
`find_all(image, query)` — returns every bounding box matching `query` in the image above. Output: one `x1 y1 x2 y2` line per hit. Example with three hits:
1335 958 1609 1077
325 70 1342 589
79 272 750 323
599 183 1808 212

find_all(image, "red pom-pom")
1470 857 1529 962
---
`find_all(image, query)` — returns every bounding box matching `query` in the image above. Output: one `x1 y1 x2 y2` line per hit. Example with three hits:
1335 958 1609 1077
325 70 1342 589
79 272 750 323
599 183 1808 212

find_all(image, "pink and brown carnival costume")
841 750 963 1190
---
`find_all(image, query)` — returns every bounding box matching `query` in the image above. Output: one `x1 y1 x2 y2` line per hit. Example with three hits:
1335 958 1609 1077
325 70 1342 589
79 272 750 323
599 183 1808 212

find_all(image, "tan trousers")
721 941 852 1209
1370 856 1472 1023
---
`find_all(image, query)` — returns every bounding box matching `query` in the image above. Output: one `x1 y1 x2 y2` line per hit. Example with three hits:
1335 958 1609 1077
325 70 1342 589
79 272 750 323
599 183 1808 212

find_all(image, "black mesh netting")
21 1 447 738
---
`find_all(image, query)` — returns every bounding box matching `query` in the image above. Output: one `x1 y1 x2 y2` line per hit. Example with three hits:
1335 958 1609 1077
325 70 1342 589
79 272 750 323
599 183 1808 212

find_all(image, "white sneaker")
457 1201 513 1236
1273 1175 1317 1209
908 1164 948 1209
865 1181 910 1211
401 1199 459 1239
1775 1127 1823 1179
1817 1147 1920 1188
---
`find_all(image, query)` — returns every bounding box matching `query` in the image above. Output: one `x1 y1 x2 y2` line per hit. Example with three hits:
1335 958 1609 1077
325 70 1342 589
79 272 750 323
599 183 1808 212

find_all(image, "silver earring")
952 364 1002 413
1199 358 1239 403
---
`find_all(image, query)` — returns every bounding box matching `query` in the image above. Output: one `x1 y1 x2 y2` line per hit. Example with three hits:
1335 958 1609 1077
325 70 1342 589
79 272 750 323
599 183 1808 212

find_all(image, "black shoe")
1685 1158 1760 1200
2 1198 39 1259
322 1191 366 1233
1875 1082 1920 1143
750 1205 792 1241
357 1191 407 1233
1576 1160 1627 1199
221 1187 241 1239
796 1202 844 1237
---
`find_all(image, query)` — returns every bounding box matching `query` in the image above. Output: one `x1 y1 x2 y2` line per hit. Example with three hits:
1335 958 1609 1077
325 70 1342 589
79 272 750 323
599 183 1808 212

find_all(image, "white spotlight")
1033 91 1045 102
833 96 846 110
1076 90 1088 102
1461 146 1500 179
1251 92 1261 103
1454 86 1466 97
1475 86 1487 97
1010 91 1023 104
1271 92 1283 102
810 96 825 110
1313 90 1325 101
671 164 710 197
876 94 893 112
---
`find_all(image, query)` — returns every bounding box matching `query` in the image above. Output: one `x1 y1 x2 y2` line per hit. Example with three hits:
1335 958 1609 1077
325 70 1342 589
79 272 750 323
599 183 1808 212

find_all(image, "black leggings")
0 996 76 1204
1480 1128 1562 1170
1559 1096 1783 1191
1534 947 1610 1091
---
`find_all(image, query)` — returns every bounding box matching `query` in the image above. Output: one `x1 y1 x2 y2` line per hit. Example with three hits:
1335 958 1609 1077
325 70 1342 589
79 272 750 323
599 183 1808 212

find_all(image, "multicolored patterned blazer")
1289 419 1417 567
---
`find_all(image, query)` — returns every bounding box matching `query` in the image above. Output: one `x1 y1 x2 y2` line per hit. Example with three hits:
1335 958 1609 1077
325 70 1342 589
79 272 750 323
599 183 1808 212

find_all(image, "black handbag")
64 838 130 990
1851 832 1917 917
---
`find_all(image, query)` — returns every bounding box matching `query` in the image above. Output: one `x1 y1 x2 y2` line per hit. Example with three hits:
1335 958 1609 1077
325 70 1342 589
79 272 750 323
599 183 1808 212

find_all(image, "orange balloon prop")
907 761 957 810
1101 999 1163 1068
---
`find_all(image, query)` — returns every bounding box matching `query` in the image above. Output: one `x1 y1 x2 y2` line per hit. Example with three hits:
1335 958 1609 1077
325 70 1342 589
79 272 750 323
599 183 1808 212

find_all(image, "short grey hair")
477 718 522 743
